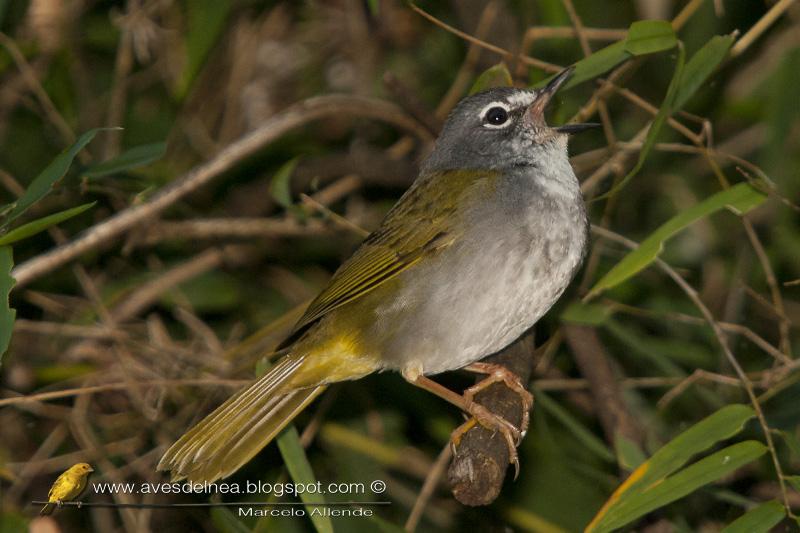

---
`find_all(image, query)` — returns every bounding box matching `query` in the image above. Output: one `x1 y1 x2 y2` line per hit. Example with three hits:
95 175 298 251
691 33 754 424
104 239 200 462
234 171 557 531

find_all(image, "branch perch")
448 334 536 506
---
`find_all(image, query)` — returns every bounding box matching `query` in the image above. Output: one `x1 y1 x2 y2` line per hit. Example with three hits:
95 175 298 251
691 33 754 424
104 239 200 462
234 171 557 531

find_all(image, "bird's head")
422 66 599 173
70 463 94 474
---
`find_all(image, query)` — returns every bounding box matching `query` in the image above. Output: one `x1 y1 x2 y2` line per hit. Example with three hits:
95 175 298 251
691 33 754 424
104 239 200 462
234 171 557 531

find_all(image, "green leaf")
210 506 253 533
84 142 167 178
534 21 677 92
270 158 299 209
589 183 768 297
2 128 105 227
276 427 334 533
0 246 15 360
674 34 735 111
0 202 95 246
534 41 630 91
721 500 786 533
624 20 677 56
470 62 513 94
561 302 612 325
633 405 755 488
586 405 757 532
176 0 231 98
615 433 647 471
595 441 767 532
593 43 685 201
504 506 571 533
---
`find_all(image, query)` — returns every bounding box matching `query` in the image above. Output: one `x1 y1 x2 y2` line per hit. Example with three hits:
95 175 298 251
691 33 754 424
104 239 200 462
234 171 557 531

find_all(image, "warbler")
159 67 598 483
40 462 94 515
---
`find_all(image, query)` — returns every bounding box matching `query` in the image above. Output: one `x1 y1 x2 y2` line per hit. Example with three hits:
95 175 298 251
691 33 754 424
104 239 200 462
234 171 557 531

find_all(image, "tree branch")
11 94 432 288
447 334 536 506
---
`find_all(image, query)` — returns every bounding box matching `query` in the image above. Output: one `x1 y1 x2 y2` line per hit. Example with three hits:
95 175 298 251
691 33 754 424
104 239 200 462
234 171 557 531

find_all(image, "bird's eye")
485 106 509 126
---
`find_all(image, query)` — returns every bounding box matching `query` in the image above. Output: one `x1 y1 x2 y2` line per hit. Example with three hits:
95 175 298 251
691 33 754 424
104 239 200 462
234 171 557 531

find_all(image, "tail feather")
172 358 302 471
158 356 326 483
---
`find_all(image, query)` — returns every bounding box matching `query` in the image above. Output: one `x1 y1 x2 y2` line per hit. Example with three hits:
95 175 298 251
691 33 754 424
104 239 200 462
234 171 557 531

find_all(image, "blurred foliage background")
0 0 799 532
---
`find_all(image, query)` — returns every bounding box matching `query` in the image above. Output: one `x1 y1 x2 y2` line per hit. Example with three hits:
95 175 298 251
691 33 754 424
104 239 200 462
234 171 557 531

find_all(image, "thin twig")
730 0 798 57
11 95 432 287
405 444 452 532
409 3 561 73
0 378 246 407
0 32 77 150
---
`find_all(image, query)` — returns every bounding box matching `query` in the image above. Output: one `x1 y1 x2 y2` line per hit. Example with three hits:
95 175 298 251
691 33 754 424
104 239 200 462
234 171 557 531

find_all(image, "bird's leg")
462 362 534 437
402 365 522 472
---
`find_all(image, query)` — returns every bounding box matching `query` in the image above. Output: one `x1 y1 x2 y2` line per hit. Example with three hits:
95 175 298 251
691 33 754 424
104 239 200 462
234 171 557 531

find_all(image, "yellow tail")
158 356 325 483
40 503 55 515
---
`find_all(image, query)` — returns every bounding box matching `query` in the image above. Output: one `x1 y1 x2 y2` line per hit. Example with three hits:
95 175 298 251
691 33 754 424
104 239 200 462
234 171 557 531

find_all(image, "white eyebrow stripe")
505 91 537 108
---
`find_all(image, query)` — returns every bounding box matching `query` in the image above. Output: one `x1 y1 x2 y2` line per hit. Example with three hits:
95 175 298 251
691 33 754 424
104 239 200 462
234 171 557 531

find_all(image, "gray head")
421 67 598 174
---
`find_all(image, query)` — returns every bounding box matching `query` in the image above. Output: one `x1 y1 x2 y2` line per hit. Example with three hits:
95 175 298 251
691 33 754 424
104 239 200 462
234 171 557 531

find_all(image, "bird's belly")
375 219 585 375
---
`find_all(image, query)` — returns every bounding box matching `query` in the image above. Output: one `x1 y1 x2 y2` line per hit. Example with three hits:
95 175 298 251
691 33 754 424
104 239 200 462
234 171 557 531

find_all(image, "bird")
159 66 598 484
40 462 94 515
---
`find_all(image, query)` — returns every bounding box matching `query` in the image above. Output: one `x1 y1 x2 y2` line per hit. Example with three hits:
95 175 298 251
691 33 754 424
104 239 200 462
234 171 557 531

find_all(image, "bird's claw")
463 362 534 437
451 398 522 476
450 363 534 478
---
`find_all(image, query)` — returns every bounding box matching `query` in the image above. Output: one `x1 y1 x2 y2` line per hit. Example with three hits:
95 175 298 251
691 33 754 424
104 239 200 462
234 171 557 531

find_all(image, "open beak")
529 66 601 135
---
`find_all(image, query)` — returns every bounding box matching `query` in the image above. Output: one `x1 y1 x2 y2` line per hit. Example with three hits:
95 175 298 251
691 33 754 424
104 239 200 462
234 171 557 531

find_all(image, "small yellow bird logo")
40 463 94 515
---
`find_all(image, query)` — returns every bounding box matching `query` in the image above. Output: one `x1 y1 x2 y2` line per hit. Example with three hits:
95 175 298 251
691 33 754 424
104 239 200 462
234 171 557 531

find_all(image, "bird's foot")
463 362 534 437
56 500 64 509
402 369 531 478
451 398 522 478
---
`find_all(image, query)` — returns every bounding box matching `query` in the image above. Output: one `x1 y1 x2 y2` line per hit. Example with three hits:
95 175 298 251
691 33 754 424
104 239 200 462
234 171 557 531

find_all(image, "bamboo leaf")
270 158 299 209
210 507 253 533
535 21 676 91
721 500 786 533
624 20 677 56
589 183 768 297
470 62 513 94
276 427 334 533
0 246 15 360
254 356 333 533
534 40 629 91
674 34 735 110
175 0 231 98
3 128 106 227
560 302 612 326
632 405 755 489
594 441 767 532
615 433 646 471
84 142 167 178
0 202 95 246
592 43 685 201
586 405 757 532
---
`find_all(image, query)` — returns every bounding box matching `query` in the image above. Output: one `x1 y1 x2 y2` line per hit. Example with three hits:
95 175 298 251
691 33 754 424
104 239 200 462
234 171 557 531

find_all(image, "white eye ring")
479 102 511 129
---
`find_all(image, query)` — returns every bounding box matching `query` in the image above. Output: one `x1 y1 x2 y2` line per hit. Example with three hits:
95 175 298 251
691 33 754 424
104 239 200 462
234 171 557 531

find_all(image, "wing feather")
291 169 497 333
